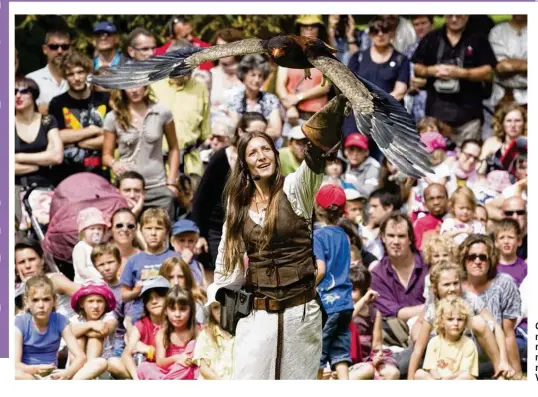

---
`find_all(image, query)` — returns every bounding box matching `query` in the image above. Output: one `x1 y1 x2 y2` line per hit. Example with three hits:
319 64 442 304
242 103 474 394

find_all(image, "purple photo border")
1 0 534 361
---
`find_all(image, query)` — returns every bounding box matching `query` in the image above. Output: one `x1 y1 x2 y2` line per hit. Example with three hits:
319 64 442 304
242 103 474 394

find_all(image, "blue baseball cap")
172 219 200 236
94 21 117 34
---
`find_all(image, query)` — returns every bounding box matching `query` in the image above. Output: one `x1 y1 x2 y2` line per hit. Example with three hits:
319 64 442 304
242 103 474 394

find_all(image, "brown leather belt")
253 287 317 313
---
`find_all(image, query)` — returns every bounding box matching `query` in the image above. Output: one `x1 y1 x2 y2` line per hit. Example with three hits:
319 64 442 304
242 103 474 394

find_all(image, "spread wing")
308 56 433 178
88 38 266 89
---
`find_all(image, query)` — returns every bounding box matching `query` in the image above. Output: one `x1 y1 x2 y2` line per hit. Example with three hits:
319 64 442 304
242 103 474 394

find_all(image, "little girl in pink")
137 286 199 380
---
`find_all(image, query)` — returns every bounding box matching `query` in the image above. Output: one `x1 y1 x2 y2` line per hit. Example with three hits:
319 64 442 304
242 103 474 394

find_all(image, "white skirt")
232 299 322 380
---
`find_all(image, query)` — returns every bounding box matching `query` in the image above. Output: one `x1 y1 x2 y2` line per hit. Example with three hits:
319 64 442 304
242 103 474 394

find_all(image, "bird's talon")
304 69 312 80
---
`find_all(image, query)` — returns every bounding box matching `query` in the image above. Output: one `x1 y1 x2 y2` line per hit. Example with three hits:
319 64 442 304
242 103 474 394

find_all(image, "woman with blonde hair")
479 103 527 175
102 85 180 221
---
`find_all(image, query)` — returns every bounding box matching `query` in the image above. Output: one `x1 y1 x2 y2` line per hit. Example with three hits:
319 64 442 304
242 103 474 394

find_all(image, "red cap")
315 184 346 210
344 133 369 150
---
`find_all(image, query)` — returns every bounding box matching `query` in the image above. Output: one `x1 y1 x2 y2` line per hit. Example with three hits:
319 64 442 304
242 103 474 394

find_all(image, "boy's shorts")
320 309 353 369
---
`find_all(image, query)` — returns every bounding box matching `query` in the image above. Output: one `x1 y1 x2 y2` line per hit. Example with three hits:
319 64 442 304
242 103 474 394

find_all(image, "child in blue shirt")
314 184 354 380
170 219 208 289
120 209 179 324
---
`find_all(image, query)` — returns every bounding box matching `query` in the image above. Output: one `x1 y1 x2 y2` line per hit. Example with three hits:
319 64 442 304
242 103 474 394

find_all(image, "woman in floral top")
227 54 282 141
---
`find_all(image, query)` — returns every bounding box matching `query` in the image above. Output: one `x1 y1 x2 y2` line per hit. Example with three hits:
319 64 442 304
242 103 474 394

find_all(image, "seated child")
170 219 208 289
348 265 400 380
415 296 478 380
91 242 131 378
137 286 199 380
73 207 108 283
494 218 527 287
193 302 234 380
159 257 207 325
121 276 170 380
69 281 118 378
441 187 485 245
15 275 87 380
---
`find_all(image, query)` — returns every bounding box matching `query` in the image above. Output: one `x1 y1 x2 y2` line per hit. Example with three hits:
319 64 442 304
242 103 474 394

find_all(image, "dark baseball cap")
94 21 117 34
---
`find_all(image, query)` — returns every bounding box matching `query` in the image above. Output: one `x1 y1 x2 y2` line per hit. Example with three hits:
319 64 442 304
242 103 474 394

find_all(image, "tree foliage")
16 14 512 75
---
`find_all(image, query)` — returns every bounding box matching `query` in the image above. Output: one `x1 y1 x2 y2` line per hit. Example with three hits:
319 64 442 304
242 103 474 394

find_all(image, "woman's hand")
195 237 208 255
112 161 131 177
494 360 515 379
286 106 300 126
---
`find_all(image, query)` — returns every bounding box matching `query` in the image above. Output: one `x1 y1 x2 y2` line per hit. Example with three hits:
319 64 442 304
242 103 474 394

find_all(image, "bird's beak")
271 48 283 58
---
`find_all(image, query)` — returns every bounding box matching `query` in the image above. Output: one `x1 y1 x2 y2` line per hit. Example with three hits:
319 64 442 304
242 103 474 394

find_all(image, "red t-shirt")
134 316 162 362
154 37 212 71
413 213 444 251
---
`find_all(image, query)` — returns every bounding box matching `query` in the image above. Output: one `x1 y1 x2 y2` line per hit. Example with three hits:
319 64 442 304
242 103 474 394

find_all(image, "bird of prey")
89 35 433 177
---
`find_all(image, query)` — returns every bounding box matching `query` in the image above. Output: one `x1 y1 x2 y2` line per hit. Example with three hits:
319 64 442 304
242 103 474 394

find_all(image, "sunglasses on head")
466 253 488 262
15 87 31 95
47 44 70 51
504 210 526 216
115 222 136 230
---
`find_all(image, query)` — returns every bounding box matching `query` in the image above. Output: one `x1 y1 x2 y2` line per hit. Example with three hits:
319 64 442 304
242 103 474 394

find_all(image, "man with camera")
411 15 497 146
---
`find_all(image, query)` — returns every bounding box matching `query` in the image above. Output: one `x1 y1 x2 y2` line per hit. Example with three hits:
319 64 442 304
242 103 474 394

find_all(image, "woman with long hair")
206 126 327 379
102 86 180 222
191 113 268 278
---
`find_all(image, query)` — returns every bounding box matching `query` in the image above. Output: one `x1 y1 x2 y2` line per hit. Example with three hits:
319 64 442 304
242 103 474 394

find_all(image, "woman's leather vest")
242 192 317 300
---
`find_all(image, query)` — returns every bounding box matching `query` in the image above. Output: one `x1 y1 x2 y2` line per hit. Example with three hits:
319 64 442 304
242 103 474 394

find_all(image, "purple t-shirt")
497 257 527 287
15 312 68 366
371 253 427 318
120 249 179 322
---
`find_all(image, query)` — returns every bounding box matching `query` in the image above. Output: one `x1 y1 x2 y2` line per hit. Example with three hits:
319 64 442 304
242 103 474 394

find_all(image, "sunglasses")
370 27 390 35
133 46 156 52
462 151 480 162
95 31 114 38
504 210 526 216
466 254 488 262
115 223 136 230
210 135 228 142
47 44 71 51
15 87 31 95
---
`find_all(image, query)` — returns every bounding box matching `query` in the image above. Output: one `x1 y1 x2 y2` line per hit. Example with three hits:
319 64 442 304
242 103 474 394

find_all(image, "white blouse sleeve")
283 161 323 221
206 220 246 306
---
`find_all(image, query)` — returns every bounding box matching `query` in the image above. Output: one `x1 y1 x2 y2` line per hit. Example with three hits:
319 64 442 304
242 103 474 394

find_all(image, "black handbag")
215 286 253 336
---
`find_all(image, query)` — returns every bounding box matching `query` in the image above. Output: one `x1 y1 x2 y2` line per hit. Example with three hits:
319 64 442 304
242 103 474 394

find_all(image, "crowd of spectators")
14 14 527 380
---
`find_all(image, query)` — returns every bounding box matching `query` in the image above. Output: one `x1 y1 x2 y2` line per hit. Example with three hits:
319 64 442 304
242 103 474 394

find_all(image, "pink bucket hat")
420 131 446 153
71 281 116 313
77 207 108 233
487 170 512 193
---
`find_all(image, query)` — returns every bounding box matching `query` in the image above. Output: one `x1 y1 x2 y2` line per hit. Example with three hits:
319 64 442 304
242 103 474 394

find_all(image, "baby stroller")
42 172 128 280
20 183 60 273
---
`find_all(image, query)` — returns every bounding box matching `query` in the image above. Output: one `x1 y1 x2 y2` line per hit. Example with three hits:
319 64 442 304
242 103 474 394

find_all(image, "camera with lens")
434 58 461 94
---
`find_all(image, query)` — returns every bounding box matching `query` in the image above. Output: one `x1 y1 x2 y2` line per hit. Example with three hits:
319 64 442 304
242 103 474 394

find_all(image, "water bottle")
133 353 146 366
